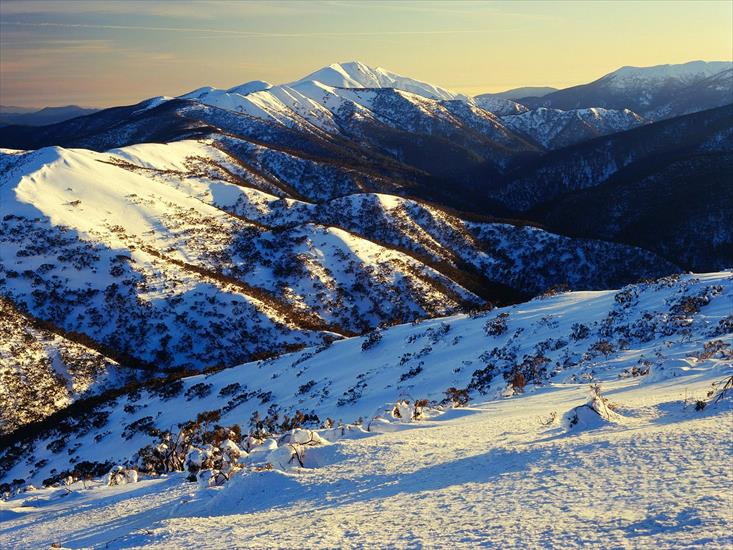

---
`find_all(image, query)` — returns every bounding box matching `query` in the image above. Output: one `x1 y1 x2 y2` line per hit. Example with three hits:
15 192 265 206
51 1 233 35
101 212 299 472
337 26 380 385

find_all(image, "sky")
1 0 732 108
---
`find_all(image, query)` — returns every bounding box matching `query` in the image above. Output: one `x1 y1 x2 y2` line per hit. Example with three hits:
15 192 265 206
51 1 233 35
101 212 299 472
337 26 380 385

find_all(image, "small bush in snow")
361 329 383 351
510 371 526 393
570 323 590 341
104 465 138 486
538 411 558 426
219 382 242 397
698 340 731 360
712 375 733 403
566 385 622 428
42 460 113 488
693 374 733 412
185 382 213 400
443 387 470 407
589 340 614 356
156 379 184 400
710 315 733 336
399 362 424 381
620 360 652 378
46 438 68 454
391 400 417 421
467 365 495 394
279 410 320 431
122 416 159 440
484 312 509 337
539 283 570 298
297 380 316 395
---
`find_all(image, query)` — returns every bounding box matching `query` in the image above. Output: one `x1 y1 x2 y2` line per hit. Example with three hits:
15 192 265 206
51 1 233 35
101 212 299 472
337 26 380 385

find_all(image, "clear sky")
1 0 731 108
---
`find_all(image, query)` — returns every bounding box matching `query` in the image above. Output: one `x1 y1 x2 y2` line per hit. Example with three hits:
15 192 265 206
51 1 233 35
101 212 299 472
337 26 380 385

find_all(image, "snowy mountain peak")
226 80 272 95
293 60 464 101
179 86 217 100
602 60 733 88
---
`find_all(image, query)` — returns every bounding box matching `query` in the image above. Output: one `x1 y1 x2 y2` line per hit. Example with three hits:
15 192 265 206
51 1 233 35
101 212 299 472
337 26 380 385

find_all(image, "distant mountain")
0 59 729 277
500 107 645 149
540 152 733 271
493 104 733 270
0 79 545 214
293 61 465 100
473 95 528 116
494 103 733 211
479 86 558 101
0 105 99 126
0 105 37 114
523 60 733 120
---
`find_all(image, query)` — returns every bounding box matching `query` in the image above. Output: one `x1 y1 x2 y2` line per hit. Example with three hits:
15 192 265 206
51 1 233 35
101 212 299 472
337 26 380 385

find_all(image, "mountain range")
0 58 730 440
1 44 731 549
0 105 99 127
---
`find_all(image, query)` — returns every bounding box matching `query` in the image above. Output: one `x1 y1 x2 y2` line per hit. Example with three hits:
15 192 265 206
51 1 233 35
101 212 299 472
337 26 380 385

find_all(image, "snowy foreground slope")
1 339 731 548
0 272 731 548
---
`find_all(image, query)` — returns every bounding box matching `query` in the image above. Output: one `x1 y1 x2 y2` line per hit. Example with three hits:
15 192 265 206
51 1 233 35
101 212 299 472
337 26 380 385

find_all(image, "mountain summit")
293 61 464 100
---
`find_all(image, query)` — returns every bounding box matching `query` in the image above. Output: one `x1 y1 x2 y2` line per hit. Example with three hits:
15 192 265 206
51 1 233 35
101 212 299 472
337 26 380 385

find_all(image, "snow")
130 96 172 115
473 95 529 116
293 61 465 101
604 60 732 88
171 61 472 134
1 369 730 548
225 80 272 95
501 107 645 148
3 270 731 485
0 225 730 547
1 57 731 549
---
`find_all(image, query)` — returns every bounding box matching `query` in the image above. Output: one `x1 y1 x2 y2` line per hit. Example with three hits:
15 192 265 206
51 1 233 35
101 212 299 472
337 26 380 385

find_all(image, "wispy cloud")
0 0 322 19
1 38 119 53
0 20 512 38
324 0 562 21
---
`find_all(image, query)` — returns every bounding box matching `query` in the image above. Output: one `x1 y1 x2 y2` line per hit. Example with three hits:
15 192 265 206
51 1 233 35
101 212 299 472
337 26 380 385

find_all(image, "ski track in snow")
1 374 731 549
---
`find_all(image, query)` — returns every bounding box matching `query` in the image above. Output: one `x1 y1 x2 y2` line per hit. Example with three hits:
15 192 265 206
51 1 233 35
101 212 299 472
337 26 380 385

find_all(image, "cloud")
0 0 334 19
322 0 562 21
0 20 511 38
1 38 120 53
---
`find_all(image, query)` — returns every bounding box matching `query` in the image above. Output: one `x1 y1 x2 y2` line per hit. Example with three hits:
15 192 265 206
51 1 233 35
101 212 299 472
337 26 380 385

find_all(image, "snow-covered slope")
1 271 730 496
2 368 730 548
602 60 731 88
173 61 467 134
0 297 126 433
525 60 733 120
0 139 681 430
501 107 645 149
473 95 529 116
294 61 465 100
93 139 677 295
0 143 479 374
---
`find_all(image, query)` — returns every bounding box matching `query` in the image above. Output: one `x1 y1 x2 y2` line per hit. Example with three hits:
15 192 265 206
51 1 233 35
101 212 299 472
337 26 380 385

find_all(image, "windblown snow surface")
1 272 731 548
